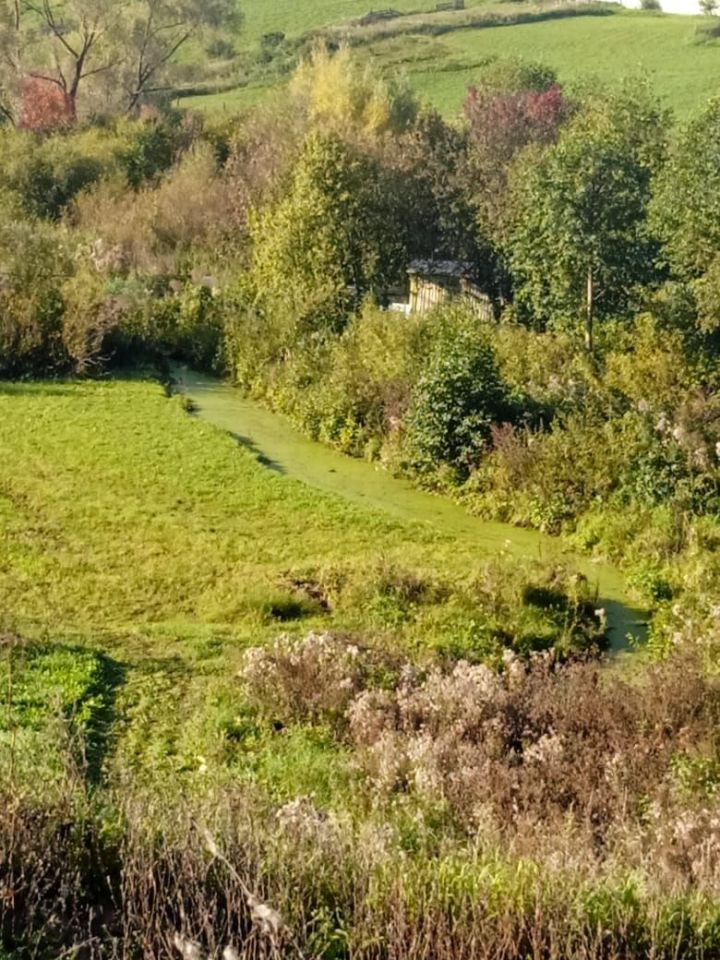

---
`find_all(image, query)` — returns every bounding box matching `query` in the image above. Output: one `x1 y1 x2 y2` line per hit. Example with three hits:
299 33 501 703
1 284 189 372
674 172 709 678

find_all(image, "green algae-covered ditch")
174 367 647 652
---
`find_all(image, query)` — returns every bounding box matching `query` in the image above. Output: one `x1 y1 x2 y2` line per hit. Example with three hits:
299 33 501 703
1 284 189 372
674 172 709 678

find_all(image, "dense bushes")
249 131 406 333
404 313 510 477
0 221 72 375
0 129 109 220
0 115 238 375
651 97 720 331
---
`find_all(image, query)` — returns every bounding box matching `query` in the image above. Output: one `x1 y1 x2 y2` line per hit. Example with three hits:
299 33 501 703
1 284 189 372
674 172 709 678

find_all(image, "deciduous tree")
508 87 667 351
651 98 720 330
18 0 120 120
250 132 406 334
0 0 241 120
291 45 418 140
392 109 489 266
122 0 242 115
464 60 570 249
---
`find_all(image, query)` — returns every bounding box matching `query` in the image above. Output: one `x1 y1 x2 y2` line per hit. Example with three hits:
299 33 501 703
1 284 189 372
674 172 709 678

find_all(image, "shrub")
239 632 396 727
603 313 703 413
0 220 71 374
0 131 108 220
322 557 439 627
206 38 236 59
492 321 595 415
73 144 232 282
268 303 430 457
118 118 183 189
404 309 509 477
349 650 720 844
19 77 74 133
59 261 124 374
107 282 225 371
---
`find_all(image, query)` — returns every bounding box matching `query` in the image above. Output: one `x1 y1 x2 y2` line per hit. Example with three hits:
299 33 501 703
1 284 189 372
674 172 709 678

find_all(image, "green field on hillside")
186 5 720 119
242 0 438 42
400 11 720 116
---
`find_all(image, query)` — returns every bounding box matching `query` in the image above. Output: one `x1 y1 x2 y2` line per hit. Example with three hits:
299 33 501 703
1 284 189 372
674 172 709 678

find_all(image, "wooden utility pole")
585 264 594 354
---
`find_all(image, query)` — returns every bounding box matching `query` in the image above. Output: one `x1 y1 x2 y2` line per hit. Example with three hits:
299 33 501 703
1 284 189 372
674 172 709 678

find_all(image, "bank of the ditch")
173 366 648 652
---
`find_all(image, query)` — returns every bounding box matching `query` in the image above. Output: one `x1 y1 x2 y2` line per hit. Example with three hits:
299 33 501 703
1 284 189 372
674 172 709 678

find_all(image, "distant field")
187 4 720 119
241 0 439 42
397 11 720 116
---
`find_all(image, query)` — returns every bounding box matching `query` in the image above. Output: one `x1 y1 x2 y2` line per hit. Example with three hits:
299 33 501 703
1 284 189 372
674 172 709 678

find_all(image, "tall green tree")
122 0 243 115
392 110 490 265
651 98 720 331
508 87 667 351
250 132 406 335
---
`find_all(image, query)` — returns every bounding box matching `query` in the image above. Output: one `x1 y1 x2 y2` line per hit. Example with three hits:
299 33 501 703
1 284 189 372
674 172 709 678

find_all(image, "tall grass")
4 642 720 960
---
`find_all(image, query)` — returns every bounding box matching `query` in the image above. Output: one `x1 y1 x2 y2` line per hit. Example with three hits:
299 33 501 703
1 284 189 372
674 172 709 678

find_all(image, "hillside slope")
185 3 720 118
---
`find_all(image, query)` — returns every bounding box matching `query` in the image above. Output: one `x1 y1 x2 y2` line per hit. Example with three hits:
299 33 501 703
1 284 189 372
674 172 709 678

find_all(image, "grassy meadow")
241 0 440 43
0 376 605 800
185 3 720 118
392 11 720 117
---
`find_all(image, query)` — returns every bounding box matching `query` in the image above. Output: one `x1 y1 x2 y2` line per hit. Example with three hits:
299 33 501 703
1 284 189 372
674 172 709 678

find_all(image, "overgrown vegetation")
2 26 720 960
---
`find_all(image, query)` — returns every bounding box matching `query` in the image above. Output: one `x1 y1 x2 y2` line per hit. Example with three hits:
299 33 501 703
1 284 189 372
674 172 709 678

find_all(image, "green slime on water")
174 367 648 654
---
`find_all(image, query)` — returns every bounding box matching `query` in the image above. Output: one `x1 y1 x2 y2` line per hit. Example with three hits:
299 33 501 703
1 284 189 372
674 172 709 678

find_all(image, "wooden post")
585 265 594 354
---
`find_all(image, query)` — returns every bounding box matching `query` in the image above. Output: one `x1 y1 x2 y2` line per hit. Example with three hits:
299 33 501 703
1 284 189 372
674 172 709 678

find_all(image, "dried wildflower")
200 825 219 859
656 413 670 434
199 826 288 946
523 733 564 765
247 893 283 939
348 689 397 745
275 796 333 845
172 932 204 960
239 632 376 724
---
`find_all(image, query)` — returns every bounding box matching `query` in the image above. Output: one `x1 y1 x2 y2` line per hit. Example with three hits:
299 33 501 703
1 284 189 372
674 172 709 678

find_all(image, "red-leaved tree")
19 76 75 132
465 83 568 169
464 82 570 255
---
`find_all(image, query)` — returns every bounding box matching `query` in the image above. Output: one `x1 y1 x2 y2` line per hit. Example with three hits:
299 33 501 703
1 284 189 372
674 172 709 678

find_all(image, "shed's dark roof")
407 259 476 278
